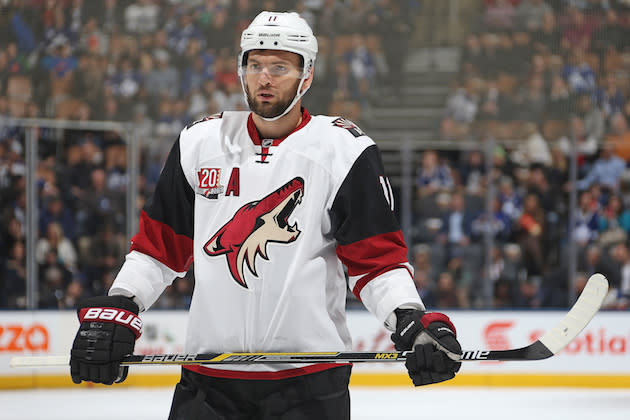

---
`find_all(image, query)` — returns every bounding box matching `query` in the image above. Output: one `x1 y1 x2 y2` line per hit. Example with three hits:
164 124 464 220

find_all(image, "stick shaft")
10 274 608 369
6 348 542 368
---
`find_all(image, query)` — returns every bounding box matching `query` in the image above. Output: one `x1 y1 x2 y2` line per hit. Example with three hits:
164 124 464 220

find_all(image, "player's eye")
269 65 289 76
247 63 262 73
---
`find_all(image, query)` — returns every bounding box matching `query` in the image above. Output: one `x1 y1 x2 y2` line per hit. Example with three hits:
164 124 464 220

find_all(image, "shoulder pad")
331 117 366 138
186 112 223 130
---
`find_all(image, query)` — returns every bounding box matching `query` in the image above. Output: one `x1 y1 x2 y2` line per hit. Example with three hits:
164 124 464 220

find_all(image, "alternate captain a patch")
196 167 224 199
332 117 365 138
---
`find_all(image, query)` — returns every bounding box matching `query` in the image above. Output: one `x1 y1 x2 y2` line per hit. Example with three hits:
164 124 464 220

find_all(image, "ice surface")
1 386 628 420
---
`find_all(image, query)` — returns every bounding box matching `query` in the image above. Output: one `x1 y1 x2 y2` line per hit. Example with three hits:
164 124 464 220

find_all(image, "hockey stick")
10 273 608 368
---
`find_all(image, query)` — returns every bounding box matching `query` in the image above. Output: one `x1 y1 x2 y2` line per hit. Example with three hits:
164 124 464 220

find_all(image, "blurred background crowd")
1 0 630 312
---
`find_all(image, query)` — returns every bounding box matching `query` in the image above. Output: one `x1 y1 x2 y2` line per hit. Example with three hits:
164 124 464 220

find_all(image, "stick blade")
538 273 608 355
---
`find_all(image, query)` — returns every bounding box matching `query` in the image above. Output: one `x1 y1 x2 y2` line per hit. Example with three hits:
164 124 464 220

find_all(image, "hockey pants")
168 365 351 420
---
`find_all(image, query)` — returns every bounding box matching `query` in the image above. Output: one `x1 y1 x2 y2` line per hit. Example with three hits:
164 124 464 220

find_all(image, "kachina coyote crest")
203 177 305 288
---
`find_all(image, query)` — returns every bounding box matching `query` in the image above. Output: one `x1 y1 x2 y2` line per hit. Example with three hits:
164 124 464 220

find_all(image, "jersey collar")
247 107 311 147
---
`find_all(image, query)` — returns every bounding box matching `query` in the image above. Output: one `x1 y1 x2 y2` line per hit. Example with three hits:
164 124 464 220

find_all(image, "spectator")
434 271 460 308
512 31 535 77
145 48 179 99
493 277 515 308
82 222 126 291
38 248 72 308
511 122 552 168
39 195 76 242
63 279 86 309
545 75 572 121
41 8 75 54
528 164 558 214
479 32 502 80
124 0 161 35
576 142 626 192
337 0 368 35
437 190 481 265
328 58 362 103
2 240 26 308
460 34 485 78
574 93 605 146
441 77 480 140
498 175 523 223
591 9 626 61
35 221 78 272
595 72 625 124
106 56 142 115
598 193 630 246
445 252 474 308
71 54 106 111
41 40 78 111
100 0 125 34
345 33 377 105
484 0 516 30
379 0 413 94
496 32 521 76
531 11 561 53
78 16 108 56
317 0 343 39
561 48 596 95
168 11 203 57
606 242 630 309
514 76 547 123
413 270 436 308
515 0 553 32
572 189 600 247
457 150 486 196
470 196 513 243
560 7 596 51
517 193 546 276
416 150 455 197
513 277 543 307
204 8 234 54
606 113 630 161
556 116 599 166
155 98 181 137
76 167 125 237
579 243 615 282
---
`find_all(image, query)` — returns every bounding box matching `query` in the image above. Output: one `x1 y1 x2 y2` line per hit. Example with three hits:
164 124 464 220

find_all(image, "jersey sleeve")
330 144 424 324
109 137 195 310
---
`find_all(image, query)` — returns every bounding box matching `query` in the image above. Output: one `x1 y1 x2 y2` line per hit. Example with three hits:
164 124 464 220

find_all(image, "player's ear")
300 68 314 93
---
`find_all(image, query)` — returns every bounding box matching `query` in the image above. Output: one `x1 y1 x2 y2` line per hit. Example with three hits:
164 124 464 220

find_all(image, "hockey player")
70 11 462 419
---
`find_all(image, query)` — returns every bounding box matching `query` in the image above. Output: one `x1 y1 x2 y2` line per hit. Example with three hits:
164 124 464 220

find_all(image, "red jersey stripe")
183 362 349 380
336 231 410 299
130 210 194 273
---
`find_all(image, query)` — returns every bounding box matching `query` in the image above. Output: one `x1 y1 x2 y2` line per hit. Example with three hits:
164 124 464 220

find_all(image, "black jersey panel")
129 137 195 272
144 137 195 238
330 145 400 246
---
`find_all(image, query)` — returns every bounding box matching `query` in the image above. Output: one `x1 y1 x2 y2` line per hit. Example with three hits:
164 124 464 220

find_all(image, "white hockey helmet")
238 11 318 121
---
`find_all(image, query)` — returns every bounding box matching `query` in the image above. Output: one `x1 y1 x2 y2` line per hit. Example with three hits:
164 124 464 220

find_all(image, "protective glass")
243 62 303 78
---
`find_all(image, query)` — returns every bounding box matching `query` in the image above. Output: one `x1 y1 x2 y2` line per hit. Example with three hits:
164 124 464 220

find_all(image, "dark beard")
245 80 299 119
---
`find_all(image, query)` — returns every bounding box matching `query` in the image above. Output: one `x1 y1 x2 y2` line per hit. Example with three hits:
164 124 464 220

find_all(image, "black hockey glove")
391 309 462 386
70 295 142 385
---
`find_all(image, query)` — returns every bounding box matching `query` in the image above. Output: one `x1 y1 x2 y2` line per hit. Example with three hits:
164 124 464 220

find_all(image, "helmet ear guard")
238 11 318 121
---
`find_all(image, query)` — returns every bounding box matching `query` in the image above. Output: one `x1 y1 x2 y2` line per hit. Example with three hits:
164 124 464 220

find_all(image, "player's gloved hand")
70 295 142 385
391 309 461 386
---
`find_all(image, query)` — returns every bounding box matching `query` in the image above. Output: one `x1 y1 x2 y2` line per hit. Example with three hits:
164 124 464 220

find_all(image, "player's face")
244 50 304 119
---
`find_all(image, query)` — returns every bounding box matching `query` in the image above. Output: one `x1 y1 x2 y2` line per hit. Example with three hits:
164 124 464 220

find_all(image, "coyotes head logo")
203 177 304 288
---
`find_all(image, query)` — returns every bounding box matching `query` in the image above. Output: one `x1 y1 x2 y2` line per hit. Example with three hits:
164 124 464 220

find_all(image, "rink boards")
1 310 629 389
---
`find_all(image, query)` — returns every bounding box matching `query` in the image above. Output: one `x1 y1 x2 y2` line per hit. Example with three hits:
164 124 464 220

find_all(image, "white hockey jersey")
110 108 423 379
